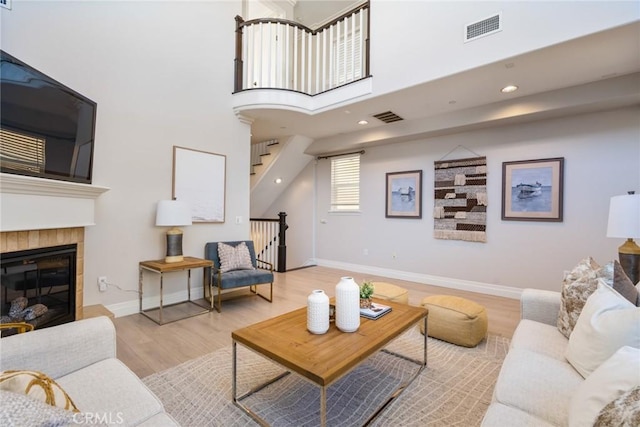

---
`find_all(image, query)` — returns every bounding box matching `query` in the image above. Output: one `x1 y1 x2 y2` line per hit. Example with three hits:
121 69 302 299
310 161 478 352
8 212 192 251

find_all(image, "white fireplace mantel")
0 173 110 232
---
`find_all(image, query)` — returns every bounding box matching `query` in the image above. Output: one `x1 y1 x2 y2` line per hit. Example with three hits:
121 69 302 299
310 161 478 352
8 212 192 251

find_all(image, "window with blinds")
0 128 46 174
330 153 360 211
334 29 362 86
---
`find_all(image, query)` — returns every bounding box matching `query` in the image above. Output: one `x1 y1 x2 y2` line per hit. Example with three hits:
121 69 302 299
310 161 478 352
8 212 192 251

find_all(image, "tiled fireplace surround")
0 173 110 321
1 227 86 319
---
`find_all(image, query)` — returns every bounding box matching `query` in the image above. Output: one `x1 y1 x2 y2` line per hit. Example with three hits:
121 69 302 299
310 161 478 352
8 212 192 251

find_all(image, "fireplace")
1 244 76 334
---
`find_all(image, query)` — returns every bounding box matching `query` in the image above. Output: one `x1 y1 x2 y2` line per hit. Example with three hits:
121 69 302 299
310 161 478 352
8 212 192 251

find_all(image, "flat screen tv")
0 50 97 184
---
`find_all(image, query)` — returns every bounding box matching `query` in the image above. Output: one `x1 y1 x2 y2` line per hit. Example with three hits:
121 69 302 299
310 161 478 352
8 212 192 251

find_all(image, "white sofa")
0 316 179 426
482 288 584 426
482 286 640 426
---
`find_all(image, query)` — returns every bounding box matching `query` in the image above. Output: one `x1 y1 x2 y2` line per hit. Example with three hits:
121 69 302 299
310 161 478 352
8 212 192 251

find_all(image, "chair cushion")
371 282 409 304
419 295 488 347
213 269 273 290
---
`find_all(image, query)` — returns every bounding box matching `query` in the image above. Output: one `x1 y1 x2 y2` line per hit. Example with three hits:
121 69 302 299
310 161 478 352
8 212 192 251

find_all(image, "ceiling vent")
465 13 502 43
372 111 404 124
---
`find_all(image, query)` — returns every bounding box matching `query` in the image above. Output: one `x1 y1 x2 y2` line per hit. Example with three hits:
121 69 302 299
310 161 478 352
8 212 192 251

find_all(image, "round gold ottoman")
371 282 409 305
419 295 488 347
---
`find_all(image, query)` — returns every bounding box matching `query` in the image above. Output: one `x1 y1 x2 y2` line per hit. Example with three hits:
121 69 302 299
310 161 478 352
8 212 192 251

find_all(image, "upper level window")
0 128 45 174
330 153 360 212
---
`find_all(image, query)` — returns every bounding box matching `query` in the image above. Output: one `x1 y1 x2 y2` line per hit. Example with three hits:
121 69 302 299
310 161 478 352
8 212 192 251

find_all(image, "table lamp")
156 200 192 263
607 191 640 284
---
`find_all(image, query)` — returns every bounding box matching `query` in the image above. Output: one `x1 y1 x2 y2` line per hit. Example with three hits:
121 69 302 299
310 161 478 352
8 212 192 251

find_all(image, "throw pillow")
568 346 640 427
217 242 255 273
0 370 79 412
594 386 640 427
600 260 638 305
557 257 601 338
565 281 640 378
0 390 77 427
557 258 637 338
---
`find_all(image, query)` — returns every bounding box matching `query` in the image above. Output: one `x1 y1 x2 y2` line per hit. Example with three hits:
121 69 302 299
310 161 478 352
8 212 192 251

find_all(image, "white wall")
371 0 640 97
268 107 640 295
1 1 251 313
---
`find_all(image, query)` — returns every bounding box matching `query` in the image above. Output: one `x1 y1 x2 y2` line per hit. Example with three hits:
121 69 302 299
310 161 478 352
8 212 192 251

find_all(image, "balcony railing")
234 2 370 95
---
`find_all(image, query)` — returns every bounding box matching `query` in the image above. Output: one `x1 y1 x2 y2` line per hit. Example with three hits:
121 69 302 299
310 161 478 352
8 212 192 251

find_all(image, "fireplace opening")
1 244 76 335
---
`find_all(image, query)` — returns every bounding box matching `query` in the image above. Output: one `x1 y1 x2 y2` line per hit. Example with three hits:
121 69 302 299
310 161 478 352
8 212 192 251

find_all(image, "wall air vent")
465 13 502 43
372 111 404 124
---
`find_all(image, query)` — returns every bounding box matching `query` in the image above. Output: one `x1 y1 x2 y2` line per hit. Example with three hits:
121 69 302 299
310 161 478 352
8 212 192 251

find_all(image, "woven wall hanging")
433 155 487 243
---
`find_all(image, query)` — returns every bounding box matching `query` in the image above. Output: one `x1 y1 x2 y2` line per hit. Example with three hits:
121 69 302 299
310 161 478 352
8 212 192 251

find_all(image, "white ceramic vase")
335 276 360 333
307 290 330 334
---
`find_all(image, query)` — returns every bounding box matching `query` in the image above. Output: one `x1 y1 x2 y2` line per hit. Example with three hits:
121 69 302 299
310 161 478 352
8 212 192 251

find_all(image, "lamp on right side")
607 191 640 284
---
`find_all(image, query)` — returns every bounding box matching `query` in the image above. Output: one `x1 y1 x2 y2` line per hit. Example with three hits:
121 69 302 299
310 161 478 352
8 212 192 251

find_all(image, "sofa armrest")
520 289 561 326
0 316 116 379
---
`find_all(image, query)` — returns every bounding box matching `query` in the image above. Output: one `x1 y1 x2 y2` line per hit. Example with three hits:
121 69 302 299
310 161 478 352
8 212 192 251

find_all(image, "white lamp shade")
607 194 640 238
155 200 192 227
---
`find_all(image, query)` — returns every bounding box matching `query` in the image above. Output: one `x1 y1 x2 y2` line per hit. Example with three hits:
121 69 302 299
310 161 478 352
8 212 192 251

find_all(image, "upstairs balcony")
232 2 372 114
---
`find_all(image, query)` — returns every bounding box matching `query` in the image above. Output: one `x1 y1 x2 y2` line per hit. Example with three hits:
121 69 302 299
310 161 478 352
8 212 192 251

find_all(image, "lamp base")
165 228 184 264
619 238 640 285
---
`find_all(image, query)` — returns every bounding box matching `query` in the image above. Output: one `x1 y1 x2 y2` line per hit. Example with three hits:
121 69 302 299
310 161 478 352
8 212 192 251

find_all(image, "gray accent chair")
204 240 274 312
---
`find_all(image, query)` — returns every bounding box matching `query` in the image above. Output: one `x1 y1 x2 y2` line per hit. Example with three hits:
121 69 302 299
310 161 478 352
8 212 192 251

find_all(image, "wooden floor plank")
113 266 521 377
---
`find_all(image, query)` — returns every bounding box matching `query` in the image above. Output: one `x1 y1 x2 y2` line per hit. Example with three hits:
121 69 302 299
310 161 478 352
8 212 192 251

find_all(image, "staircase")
250 135 314 217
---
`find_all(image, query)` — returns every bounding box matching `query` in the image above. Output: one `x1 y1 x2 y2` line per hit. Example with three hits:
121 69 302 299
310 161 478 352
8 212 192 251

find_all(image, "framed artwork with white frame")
172 146 226 223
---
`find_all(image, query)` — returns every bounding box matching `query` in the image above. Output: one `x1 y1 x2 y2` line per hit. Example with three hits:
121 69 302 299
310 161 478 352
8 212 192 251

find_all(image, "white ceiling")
243 6 640 156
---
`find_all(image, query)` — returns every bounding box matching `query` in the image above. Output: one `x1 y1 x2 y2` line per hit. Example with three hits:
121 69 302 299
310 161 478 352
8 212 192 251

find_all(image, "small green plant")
359 281 375 299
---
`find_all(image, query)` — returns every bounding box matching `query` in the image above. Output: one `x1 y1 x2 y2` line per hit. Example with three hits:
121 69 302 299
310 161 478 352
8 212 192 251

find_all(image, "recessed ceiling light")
501 85 518 93
358 120 369 125
274 178 282 184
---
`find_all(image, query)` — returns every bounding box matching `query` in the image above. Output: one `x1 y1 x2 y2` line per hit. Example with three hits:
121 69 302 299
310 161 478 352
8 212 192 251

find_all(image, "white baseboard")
314 258 522 300
106 261 521 317
106 287 206 318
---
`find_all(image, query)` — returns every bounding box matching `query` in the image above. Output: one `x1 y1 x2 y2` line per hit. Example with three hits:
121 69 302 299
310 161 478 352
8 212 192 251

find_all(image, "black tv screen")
0 50 97 184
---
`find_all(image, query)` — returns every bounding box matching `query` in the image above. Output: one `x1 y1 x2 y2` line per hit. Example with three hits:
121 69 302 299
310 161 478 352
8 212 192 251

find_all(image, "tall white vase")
335 276 360 333
307 290 330 334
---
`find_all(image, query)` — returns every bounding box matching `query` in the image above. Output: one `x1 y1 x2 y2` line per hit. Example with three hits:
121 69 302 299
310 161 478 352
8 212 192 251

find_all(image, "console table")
138 257 213 325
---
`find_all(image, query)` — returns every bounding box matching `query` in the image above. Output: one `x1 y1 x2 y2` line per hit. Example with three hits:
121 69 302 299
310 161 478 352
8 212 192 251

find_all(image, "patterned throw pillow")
557 258 637 338
217 242 255 272
0 370 79 412
557 257 601 338
594 386 640 427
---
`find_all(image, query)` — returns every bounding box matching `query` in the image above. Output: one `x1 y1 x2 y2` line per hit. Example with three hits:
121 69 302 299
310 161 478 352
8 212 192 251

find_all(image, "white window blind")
334 28 362 85
0 128 45 173
330 153 360 211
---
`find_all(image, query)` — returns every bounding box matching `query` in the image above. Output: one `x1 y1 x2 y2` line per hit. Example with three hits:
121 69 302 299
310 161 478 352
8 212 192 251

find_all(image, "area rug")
143 326 509 426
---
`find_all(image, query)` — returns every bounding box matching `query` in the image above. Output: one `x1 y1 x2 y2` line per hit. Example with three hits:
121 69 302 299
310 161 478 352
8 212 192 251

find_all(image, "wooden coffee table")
231 298 428 426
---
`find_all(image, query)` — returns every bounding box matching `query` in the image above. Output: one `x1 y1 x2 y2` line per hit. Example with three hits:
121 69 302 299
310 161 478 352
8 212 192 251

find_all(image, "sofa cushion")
493 348 583 426
56 358 165 427
568 346 640 427
565 281 640 378
510 319 568 361
217 241 254 272
482 402 556 427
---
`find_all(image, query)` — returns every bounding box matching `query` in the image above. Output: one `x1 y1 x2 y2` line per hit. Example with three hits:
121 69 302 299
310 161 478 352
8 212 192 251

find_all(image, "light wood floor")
114 266 521 378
